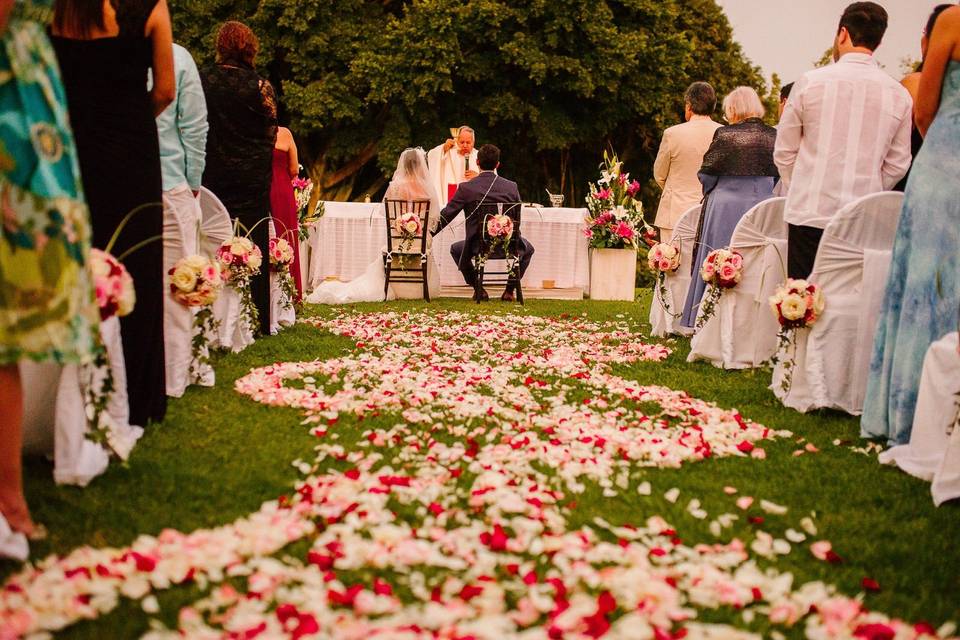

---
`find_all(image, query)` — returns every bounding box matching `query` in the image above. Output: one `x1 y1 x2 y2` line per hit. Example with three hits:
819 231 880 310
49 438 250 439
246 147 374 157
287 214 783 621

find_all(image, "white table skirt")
304 202 589 292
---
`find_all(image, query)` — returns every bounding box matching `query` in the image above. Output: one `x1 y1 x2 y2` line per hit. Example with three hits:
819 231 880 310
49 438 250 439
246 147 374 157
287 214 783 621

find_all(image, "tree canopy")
170 0 763 210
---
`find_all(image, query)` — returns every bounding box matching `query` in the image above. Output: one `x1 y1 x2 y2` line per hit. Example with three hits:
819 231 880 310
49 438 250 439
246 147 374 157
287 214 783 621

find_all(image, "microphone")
465 156 470 175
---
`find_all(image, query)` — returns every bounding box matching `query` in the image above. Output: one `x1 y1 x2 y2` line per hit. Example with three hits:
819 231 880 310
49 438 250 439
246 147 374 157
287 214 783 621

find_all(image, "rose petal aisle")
1 310 956 639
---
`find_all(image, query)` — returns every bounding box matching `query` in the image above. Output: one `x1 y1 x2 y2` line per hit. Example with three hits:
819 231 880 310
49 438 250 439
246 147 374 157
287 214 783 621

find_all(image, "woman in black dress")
201 21 277 336
51 0 175 426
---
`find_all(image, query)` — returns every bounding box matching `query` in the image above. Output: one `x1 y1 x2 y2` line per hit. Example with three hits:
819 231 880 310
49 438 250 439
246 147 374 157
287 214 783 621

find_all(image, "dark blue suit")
435 171 535 288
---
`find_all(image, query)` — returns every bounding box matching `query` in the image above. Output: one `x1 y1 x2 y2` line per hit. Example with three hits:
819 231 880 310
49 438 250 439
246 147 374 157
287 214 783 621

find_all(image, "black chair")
471 201 524 304
383 199 432 301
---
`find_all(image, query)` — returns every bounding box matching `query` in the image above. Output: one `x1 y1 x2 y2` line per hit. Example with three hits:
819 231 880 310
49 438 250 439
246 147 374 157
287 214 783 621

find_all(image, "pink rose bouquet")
701 249 743 289
169 255 223 307
647 243 680 274
217 236 263 284
89 248 135 321
269 237 295 272
770 279 825 330
485 213 514 239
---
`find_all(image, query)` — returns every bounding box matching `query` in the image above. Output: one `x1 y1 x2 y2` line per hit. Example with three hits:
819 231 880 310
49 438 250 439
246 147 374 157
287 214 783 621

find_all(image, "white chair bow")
199 187 255 353
688 197 787 369
773 192 903 414
649 205 701 337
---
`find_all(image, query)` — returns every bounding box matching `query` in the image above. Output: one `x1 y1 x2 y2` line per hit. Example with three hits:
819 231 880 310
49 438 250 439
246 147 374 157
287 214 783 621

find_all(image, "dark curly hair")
216 21 259 67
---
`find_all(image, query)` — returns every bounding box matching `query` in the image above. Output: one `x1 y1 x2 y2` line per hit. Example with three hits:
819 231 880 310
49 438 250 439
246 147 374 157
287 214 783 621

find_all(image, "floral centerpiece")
584 152 648 250
695 248 744 330
584 152 653 300
293 175 324 242
270 237 297 310
217 236 263 334
768 279 826 392
169 254 224 378
89 248 135 321
647 243 682 317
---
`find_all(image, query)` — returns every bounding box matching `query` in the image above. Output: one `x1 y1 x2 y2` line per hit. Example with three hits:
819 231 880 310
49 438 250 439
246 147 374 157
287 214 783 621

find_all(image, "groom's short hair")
477 144 500 170
838 2 888 51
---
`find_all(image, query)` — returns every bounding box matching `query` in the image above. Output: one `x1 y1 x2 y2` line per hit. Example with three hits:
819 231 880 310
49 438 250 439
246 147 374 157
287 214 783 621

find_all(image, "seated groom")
434 144 534 302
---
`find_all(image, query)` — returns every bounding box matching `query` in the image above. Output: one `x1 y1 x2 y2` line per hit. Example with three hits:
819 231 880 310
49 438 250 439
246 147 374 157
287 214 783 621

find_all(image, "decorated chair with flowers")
649 204 701 337
772 191 904 414
382 199 432 301
269 221 297 335
472 201 525 304
20 252 144 488
688 197 787 369
199 187 255 353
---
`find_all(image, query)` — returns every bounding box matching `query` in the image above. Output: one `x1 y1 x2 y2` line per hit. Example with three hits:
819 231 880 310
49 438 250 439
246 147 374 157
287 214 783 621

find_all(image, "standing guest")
772 82 794 197
680 87 778 329
774 2 912 279
862 6 960 445
201 21 277 336
895 4 953 193
157 42 207 398
653 82 722 244
51 0 175 426
270 126 302 301
427 125 478 206
778 82 794 119
0 0 98 544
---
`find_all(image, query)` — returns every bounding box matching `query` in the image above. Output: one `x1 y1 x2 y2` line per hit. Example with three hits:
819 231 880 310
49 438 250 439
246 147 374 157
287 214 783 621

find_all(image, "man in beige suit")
653 82 721 243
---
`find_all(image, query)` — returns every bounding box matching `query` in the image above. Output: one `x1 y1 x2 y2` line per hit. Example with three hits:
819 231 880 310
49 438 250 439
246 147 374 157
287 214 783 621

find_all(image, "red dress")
269 148 303 300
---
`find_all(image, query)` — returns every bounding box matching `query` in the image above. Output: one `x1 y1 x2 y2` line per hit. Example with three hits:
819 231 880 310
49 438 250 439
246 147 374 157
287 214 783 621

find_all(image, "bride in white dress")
306 148 442 304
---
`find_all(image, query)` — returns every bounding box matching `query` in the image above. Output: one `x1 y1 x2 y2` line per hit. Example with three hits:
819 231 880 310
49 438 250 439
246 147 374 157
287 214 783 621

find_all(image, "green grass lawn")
4 291 959 638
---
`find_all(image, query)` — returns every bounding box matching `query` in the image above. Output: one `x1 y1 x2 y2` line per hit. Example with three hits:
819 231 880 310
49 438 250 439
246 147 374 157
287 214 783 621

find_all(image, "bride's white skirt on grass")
306 256 439 305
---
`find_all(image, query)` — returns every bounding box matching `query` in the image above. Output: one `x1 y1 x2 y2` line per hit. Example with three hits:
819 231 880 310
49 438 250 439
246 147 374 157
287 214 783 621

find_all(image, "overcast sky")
714 0 944 82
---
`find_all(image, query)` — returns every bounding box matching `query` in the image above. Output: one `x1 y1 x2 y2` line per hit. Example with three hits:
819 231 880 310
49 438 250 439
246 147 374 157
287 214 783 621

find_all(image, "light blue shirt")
155 44 208 191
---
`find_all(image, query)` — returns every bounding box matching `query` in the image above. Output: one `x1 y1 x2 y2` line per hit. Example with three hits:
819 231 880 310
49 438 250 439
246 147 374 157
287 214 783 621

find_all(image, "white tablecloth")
304 202 589 292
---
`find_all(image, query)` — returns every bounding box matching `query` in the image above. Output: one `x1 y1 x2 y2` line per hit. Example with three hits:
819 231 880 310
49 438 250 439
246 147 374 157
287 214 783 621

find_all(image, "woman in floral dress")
0 0 96 540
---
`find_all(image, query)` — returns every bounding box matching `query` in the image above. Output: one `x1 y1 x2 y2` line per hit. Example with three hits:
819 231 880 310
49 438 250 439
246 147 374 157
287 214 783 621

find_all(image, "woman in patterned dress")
0 0 97 539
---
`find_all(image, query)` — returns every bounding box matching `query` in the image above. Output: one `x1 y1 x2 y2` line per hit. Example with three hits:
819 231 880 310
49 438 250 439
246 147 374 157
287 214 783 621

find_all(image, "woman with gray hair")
680 86 779 329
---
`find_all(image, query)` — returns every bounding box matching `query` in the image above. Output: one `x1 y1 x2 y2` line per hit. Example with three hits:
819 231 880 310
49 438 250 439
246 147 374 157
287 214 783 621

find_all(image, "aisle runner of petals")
1 312 955 639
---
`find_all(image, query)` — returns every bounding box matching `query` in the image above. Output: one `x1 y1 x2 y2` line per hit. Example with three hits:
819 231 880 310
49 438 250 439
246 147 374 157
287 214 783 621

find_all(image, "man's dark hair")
684 82 716 116
921 5 954 67
780 82 794 102
477 144 500 170
838 2 888 51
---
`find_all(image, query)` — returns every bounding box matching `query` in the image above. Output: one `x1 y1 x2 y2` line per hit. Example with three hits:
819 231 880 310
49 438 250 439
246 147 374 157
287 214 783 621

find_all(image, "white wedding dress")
306 149 441 304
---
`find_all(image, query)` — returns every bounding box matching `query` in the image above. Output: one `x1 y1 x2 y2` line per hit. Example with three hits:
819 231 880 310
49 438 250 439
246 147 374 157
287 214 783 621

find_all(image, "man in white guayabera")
427 125 479 205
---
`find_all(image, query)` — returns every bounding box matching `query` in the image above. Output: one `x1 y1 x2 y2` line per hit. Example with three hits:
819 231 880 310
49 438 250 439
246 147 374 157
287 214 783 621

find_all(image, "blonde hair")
722 86 765 123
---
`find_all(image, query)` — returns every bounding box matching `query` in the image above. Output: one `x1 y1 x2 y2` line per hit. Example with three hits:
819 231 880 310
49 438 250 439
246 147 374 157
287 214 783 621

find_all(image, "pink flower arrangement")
584 151 650 250
701 248 743 289
485 213 514 239
89 248 135 321
770 279 825 329
647 243 681 273
169 254 223 307
393 211 422 239
216 236 263 283
269 237 295 272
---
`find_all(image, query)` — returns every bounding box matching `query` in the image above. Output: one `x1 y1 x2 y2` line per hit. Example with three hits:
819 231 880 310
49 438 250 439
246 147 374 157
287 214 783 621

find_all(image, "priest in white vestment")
427 126 479 205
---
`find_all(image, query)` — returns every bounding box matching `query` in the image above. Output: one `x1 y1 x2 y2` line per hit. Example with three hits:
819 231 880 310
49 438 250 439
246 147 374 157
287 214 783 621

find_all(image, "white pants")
162 186 204 397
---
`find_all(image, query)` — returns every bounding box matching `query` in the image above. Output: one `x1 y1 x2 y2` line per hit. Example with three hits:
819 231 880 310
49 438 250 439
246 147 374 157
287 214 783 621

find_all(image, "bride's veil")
387 147 442 230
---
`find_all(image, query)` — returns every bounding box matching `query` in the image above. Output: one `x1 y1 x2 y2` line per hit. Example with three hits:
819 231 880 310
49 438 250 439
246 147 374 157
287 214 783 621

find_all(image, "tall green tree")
169 0 762 211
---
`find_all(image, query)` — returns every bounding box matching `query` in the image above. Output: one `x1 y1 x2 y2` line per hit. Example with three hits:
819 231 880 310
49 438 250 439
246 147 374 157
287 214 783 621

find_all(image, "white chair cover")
163 188 210 397
269 221 296 335
20 317 144 488
773 192 904 414
199 187 254 353
688 197 787 369
879 332 960 506
649 205 701 337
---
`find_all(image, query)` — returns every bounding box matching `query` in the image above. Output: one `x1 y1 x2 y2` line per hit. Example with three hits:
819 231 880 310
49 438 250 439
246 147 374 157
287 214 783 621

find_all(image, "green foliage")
762 72 782 126
169 0 762 209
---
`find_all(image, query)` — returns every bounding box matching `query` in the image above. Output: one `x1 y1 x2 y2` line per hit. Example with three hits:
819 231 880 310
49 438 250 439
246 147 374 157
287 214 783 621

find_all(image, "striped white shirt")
774 53 913 229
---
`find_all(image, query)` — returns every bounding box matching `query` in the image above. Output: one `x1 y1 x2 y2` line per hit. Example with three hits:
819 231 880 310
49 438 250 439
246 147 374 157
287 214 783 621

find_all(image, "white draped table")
303 202 590 296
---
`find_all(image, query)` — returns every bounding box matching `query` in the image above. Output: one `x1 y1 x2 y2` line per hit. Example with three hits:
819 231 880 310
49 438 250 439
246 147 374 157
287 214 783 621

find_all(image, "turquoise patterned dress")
861 60 960 445
0 1 96 364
